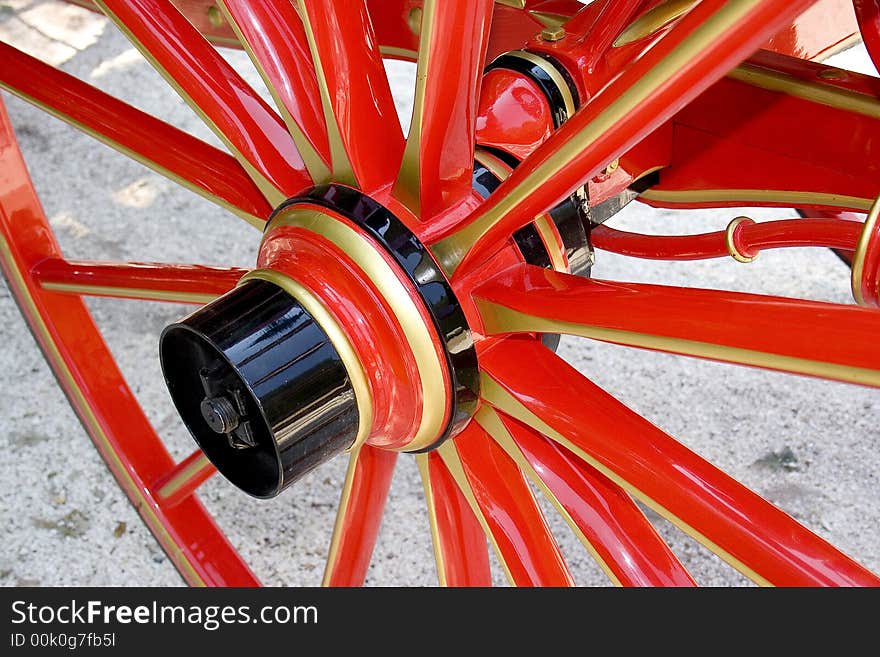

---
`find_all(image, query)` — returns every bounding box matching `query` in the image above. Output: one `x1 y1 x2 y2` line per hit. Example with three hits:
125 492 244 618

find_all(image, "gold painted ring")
725 216 757 263
268 208 450 452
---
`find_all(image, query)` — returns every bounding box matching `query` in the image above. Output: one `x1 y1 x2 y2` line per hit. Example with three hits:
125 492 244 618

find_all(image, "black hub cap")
160 278 358 498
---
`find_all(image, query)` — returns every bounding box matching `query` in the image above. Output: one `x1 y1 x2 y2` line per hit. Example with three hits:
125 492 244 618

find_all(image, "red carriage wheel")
0 0 878 587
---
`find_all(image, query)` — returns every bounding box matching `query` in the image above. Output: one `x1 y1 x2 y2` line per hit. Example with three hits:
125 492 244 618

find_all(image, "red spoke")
761 0 860 61
154 451 216 509
417 453 492 587
438 423 574 586
480 338 880 586
394 0 495 219
323 446 397 587
295 0 404 192
591 217 861 261
0 42 272 226
429 0 817 275
32 259 245 303
474 264 880 388
95 0 310 205
480 407 697 587
218 0 331 181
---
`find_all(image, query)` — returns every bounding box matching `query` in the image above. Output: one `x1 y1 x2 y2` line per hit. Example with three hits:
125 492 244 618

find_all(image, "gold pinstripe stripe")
294 0 357 187
39 281 216 304
94 0 287 207
416 454 449 587
216 0 331 183
0 83 265 229
322 445 363 586
640 188 874 212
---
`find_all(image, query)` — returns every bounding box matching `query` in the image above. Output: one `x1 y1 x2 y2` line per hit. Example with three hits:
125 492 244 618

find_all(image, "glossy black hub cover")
160 278 357 498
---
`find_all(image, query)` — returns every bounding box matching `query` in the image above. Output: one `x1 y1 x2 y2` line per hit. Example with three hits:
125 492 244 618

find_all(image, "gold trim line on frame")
728 63 880 120
639 188 875 212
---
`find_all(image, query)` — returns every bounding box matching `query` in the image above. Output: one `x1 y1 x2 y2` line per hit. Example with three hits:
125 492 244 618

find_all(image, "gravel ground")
0 2 878 587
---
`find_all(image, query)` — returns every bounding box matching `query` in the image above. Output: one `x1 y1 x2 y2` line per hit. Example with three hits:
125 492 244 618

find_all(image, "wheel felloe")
159 278 359 498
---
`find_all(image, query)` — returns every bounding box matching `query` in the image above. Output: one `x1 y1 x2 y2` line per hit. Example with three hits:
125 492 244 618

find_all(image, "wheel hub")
160 50 597 501
161 156 595 501
160 185 477 497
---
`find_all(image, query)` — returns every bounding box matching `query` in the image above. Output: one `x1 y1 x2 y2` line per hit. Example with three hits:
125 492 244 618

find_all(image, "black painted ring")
472 155 552 269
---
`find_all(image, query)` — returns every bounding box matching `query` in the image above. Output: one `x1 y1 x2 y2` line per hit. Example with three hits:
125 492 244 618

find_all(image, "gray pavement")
0 2 877 587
